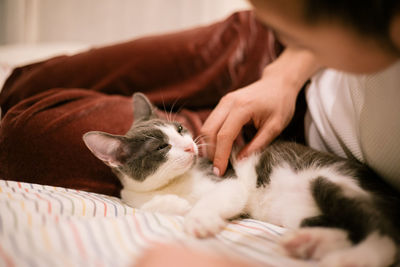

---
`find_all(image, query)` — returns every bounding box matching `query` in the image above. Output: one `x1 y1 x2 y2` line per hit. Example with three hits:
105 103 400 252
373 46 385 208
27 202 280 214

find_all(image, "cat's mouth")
185 152 198 170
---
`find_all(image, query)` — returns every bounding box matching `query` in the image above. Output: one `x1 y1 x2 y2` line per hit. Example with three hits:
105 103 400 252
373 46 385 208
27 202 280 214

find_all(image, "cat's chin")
119 157 197 193
166 159 196 183
175 153 197 173
157 155 198 187
186 154 197 170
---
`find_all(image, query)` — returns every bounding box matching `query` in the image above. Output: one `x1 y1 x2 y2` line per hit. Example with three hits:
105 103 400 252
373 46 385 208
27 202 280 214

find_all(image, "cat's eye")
156 143 169 151
177 124 183 134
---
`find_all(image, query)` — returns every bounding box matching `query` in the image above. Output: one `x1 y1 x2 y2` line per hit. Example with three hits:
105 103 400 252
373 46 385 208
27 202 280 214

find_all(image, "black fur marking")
255 152 274 187
254 141 400 248
300 215 332 228
255 141 345 188
307 177 369 243
306 176 400 244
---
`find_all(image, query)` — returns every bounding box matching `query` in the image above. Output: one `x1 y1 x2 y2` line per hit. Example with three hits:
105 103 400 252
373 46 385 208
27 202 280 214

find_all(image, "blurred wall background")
0 0 251 46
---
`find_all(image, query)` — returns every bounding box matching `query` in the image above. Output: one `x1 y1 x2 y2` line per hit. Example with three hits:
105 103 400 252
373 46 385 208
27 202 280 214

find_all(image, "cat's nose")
184 143 195 154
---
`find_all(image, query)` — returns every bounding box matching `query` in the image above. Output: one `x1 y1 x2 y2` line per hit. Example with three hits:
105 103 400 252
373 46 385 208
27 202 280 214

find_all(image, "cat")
83 93 400 267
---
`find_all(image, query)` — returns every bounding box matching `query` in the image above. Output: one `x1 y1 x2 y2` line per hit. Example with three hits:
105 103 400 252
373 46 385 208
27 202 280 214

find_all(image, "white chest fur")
120 167 217 209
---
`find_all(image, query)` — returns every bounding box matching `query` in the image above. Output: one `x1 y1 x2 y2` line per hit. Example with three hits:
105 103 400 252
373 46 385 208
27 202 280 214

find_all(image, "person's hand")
133 243 254 267
201 48 320 176
201 71 299 176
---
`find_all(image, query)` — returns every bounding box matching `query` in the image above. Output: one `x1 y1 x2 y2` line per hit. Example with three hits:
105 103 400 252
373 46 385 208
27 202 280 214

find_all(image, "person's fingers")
213 110 251 176
200 97 232 161
237 119 282 160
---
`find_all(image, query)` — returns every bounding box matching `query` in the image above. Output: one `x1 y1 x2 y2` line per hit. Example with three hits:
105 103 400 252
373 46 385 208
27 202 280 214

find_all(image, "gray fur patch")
115 119 172 181
256 141 348 188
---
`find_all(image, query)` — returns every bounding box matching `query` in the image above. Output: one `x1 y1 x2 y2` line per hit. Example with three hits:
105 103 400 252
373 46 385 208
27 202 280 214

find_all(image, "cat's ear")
133 93 157 122
83 131 126 168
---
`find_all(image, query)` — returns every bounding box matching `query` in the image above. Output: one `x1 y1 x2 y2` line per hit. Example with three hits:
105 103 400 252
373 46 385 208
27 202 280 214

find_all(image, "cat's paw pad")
184 211 227 238
280 228 351 260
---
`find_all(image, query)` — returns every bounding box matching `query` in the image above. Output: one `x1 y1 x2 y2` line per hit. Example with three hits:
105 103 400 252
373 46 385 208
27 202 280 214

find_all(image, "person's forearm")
262 47 321 93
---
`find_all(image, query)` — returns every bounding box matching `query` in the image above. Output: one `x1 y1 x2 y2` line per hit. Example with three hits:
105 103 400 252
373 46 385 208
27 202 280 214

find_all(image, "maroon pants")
0 11 282 196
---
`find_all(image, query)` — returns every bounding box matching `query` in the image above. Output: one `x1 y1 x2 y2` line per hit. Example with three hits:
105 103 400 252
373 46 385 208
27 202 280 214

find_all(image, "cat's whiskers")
169 98 180 122
196 144 213 148
161 96 173 123
194 136 214 148
193 135 213 156
170 98 188 122
193 134 206 144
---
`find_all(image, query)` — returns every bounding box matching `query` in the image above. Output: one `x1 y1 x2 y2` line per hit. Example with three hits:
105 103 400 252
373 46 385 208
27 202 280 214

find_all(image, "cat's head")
83 93 198 192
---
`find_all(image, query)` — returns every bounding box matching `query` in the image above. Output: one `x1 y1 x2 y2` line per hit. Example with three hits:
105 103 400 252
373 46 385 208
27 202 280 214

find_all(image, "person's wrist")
260 62 304 96
261 48 321 93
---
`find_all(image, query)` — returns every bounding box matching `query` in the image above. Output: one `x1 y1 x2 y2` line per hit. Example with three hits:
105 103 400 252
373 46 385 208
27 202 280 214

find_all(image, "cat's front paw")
184 210 227 238
141 195 191 215
280 227 351 260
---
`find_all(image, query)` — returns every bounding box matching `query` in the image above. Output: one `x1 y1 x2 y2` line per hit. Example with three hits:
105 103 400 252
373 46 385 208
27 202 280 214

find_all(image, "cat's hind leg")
281 227 351 260
281 228 398 267
320 232 397 267
281 176 398 267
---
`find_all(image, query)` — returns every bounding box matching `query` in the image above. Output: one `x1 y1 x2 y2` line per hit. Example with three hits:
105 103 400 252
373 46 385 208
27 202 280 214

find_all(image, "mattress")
0 179 317 267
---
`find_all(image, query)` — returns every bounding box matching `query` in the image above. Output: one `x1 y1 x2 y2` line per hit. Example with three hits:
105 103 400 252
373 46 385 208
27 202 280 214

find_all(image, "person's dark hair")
303 0 400 52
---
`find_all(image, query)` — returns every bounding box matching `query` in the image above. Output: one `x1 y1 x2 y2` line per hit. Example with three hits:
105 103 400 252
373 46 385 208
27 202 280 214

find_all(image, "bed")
0 179 319 267
0 42 318 267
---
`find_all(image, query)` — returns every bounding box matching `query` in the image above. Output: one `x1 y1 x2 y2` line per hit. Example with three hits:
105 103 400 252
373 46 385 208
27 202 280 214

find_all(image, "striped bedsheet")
0 179 316 267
